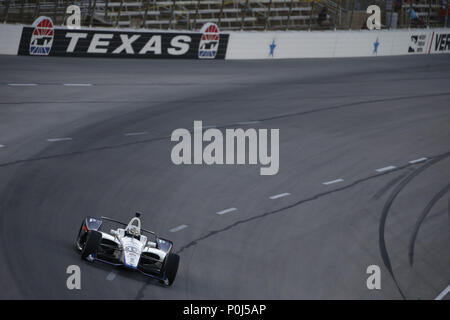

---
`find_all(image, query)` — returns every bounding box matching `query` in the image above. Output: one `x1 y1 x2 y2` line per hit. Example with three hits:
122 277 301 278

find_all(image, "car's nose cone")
124 251 139 268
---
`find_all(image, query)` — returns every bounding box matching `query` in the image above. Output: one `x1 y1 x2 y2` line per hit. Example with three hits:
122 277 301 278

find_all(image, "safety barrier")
0 21 449 58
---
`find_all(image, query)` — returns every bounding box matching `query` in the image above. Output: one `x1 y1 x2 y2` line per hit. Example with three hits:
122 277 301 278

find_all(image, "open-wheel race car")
76 213 180 286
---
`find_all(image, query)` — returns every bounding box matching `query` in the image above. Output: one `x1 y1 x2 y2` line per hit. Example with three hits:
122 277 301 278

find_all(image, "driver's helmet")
125 225 140 238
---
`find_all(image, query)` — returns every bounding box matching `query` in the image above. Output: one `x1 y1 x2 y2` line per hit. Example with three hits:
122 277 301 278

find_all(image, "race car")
75 213 179 286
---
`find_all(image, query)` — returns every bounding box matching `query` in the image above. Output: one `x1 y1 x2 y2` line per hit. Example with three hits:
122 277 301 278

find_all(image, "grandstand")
0 0 448 30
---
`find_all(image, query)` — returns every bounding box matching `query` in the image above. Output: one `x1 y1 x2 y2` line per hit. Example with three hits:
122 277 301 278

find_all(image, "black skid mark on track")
408 183 450 266
135 278 152 300
0 135 169 168
378 152 450 300
175 152 450 254
256 92 450 122
372 171 410 201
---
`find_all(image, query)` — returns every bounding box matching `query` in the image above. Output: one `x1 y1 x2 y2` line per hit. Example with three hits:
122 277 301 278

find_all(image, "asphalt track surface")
0 54 449 300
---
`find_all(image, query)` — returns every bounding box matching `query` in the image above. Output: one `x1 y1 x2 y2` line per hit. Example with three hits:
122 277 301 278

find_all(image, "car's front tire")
81 230 102 260
75 223 86 251
162 253 180 286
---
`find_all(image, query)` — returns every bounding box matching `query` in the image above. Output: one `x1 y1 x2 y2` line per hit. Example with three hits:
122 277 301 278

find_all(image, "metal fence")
1 0 449 30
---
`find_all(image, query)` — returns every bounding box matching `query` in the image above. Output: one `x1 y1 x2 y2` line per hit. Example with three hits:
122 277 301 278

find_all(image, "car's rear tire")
163 253 180 286
81 230 102 260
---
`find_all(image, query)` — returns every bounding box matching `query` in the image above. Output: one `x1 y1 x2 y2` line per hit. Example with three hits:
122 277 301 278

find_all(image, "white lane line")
0 145 5 148
269 192 290 200
435 285 450 300
376 165 396 173
409 157 427 164
216 207 237 215
8 83 37 86
322 178 344 185
169 225 188 233
47 137 72 142
106 270 117 281
63 83 92 86
237 121 260 125
124 131 148 136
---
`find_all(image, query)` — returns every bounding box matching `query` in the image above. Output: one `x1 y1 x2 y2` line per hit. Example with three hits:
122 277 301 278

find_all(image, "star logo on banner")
269 40 276 57
373 37 380 55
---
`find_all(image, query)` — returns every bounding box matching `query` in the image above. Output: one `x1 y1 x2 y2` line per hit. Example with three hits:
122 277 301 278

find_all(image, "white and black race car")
76 213 179 286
